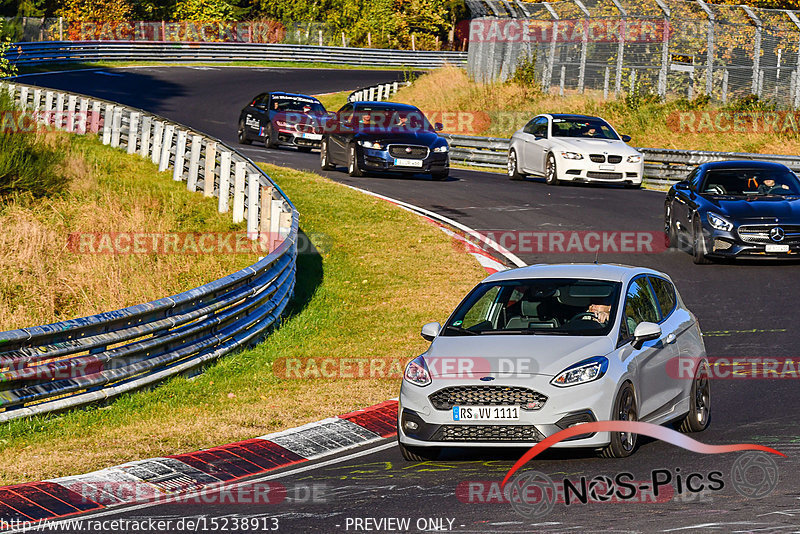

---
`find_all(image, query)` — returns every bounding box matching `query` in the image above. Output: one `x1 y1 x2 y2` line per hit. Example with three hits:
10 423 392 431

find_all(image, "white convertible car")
507 114 644 188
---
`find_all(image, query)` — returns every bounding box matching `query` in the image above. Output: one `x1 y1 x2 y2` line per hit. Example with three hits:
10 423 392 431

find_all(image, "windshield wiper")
444 325 479 336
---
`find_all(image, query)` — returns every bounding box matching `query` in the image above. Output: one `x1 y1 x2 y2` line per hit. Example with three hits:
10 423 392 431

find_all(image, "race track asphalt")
18 66 800 533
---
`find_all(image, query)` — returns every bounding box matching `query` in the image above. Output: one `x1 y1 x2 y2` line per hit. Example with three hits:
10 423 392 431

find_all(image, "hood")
705 195 800 221
551 137 639 155
355 130 442 146
424 335 615 378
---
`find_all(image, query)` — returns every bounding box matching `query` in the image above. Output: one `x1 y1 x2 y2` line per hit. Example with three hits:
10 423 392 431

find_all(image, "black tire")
431 170 449 181
545 153 559 185
678 361 711 433
237 120 251 145
348 144 364 177
264 122 277 148
508 149 524 180
665 206 678 249
692 218 713 264
398 435 440 462
599 383 638 458
320 138 334 170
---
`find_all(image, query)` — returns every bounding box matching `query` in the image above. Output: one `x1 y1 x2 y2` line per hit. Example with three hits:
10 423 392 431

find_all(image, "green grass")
0 162 486 484
314 89 350 112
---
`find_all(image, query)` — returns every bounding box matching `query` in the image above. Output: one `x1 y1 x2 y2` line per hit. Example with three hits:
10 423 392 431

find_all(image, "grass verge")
314 90 351 112
392 67 800 155
0 163 487 484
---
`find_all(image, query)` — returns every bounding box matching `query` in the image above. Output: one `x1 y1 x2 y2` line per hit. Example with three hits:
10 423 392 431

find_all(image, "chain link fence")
466 0 800 107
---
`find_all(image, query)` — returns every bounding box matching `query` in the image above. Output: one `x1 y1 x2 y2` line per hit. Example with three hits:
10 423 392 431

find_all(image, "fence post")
603 66 610 99
368 87 375 100
66 94 77 132
741 5 762 96
158 124 174 172
270 198 282 250
233 162 246 223
102 104 113 144
110 106 122 147
187 135 202 190
758 69 764 97
77 97 88 134
173 130 187 181
696 0 715 97
32 88 41 116
127 112 139 154
140 116 151 158
44 91 54 126
55 92 65 129
608 0 627 97
787 11 800 109
247 173 259 238
574 0 591 93
90 101 101 134
204 142 217 197
260 185 274 247
152 121 164 165
219 151 232 213
19 86 28 109
722 69 729 104
559 65 566 96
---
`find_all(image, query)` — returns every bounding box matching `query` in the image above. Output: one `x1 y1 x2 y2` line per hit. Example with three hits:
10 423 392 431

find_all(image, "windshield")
271 97 326 115
551 118 619 140
352 106 433 132
701 168 800 196
443 279 622 337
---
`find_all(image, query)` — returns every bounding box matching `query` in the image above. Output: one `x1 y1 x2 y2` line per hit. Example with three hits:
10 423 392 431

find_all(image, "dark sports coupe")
238 92 327 151
665 160 800 263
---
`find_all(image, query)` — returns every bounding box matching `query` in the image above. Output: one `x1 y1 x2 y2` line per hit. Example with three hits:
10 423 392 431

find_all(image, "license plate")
453 406 520 421
599 164 615 171
766 244 789 252
394 158 423 168
299 133 322 140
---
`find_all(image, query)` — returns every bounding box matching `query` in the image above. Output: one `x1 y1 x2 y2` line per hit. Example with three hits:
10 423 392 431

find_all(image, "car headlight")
404 355 431 387
627 154 642 163
550 356 608 387
358 140 383 150
560 151 583 160
433 145 448 153
707 212 733 232
274 120 289 128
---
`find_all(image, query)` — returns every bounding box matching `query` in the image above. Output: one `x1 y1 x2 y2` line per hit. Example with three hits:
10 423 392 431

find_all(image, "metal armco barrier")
8 41 468 68
348 81 411 102
0 82 299 422
441 133 800 184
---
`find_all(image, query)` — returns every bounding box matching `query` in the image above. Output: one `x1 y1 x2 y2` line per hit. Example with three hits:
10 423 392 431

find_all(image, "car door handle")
665 333 676 344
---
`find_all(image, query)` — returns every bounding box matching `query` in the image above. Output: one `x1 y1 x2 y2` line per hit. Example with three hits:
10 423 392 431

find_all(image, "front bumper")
701 224 800 259
398 375 617 448
276 129 322 148
557 157 643 185
359 147 449 174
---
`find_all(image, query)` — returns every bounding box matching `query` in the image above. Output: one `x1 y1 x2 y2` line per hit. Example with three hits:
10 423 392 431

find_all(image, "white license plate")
453 406 520 421
394 158 423 168
766 244 789 252
599 164 615 171
299 133 322 140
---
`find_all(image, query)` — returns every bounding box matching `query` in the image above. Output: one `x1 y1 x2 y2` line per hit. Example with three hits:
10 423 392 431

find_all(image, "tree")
173 0 236 20
57 0 133 21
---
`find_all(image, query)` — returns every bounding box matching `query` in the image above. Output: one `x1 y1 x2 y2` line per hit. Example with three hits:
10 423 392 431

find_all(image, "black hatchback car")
319 101 449 180
665 160 800 263
238 92 327 151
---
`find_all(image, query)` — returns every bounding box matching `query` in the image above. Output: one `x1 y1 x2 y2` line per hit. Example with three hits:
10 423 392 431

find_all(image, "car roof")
351 101 420 111
483 263 667 284
543 113 604 121
699 160 792 171
268 92 321 102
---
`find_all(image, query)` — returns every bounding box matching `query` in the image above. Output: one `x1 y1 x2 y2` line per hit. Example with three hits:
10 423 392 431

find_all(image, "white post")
89 101 101 134
247 173 259 238
44 91 54 125
203 142 217 197
270 199 282 250
152 121 164 165
393 81 398 94
127 112 139 154
368 87 375 100
32 88 41 117
140 116 151 158
559 65 566 96
218 151 232 213
187 135 202 190
173 130 187 181
110 107 122 147
19 86 28 109
102 103 114 144
66 94 76 132
232 162 246 223
158 124 174 172
603 67 610 99
376 85 384 100
55 92 65 130
77 98 88 134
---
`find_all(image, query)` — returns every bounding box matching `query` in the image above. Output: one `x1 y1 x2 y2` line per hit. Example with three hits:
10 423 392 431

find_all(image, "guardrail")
0 82 298 422
441 134 800 184
8 41 468 68
348 81 411 103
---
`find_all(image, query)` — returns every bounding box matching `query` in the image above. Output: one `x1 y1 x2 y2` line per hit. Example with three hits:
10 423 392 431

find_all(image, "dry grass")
0 134 256 331
0 163 487 484
393 67 800 154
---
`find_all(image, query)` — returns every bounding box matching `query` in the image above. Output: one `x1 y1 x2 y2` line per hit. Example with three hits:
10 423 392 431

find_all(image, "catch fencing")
0 82 298 422
442 133 800 184
348 81 411 102
466 0 800 107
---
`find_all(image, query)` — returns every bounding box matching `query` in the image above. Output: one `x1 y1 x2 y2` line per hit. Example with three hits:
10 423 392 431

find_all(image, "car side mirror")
632 322 661 350
421 322 441 342
621 134 632 143
675 181 690 191
434 122 444 132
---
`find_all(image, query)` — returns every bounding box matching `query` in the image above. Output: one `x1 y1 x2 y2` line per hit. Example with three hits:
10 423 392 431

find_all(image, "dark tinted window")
523 119 537 134
649 276 676 319
701 168 800 196
532 117 548 138
623 277 660 336
551 117 619 140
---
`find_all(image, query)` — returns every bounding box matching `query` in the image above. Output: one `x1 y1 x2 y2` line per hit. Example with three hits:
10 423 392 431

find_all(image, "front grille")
295 123 317 134
738 224 800 244
388 145 428 159
589 154 605 163
434 425 544 442
608 155 623 164
587 171 623 180
429 385 547 411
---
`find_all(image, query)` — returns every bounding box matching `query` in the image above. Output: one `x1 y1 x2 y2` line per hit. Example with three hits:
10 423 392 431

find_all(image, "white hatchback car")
398 264 710 461
507 114 644 188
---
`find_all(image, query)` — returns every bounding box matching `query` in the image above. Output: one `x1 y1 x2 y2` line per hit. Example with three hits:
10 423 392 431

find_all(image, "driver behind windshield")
587 296 612 325
758 177 790 195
